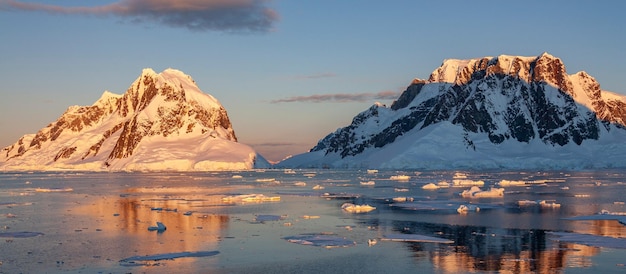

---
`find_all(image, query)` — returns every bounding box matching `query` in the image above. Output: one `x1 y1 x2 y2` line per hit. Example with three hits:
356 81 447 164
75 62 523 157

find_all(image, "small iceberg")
119 251 219 266
452 179 485 187
231 175 243 179
517 200 561 208
283 234 356 248
461 186 504 198
367 169 378 174
457 204 480 214
422 183 439 190
390 175 410 181
381 233 453 244
147 222 166 232
293 181 307 187
312 185 325 190
341 203 376 213
360 181 375 186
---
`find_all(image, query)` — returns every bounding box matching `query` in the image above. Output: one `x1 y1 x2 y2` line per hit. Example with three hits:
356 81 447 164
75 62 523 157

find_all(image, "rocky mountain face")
1 68 268 171
281 53 626 169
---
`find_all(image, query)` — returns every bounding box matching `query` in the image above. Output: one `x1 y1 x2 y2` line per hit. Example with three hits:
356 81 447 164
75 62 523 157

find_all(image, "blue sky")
1 0 625 161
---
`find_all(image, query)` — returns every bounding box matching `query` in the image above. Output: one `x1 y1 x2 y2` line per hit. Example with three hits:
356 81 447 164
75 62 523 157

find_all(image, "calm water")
1 169 625 273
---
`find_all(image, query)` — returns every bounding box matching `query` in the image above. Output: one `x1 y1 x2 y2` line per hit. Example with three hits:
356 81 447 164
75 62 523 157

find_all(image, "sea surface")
1 169 625 273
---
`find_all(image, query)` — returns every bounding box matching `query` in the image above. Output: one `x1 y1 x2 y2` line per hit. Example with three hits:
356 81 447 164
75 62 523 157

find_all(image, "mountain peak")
281 53 626 170
1 68 269 171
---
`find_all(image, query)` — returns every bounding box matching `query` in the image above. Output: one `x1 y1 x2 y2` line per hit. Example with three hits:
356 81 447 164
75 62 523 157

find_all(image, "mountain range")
0 68 269 171
278 53 626 170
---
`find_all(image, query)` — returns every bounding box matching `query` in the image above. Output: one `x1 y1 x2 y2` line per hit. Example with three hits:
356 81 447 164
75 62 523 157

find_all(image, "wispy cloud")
0 0 279 32
270 91 400 103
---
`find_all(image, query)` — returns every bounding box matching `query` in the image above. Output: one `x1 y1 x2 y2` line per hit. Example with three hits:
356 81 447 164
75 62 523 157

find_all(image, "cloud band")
271 91 399 103
0 0 279 32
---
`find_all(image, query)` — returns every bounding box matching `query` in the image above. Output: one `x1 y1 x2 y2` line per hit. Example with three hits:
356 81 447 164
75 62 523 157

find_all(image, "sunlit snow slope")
1 68 269 171
278 53 626 170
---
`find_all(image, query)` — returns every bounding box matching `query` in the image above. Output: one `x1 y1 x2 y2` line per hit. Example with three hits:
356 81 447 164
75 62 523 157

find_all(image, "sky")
1 0 625 162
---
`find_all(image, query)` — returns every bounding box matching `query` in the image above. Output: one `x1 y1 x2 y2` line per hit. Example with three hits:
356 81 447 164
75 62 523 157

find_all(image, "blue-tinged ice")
254 214 284 222
119 251 219 266
148 222 166 232
381 233 454 244
0 231 44 238
549 232 626 249
283 234 356 248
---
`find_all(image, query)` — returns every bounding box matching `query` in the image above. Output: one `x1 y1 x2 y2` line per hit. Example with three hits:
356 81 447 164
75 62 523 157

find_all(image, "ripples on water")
0 169 625 273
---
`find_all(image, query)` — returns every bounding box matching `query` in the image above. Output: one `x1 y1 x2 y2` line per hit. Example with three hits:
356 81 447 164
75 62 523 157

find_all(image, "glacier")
278 53 626 170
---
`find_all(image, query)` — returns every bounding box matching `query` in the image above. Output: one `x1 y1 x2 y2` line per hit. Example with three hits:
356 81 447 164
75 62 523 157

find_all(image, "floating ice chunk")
457 204 480 214
422 183 439 190
147 222 166 232
119 250 219 266
341 203 376 213
368 239 377 246
381 233 453 244
255 178 276 182
390 175 410 181
549 232 626 249
283 234 356 248
461 186 504 198
0 231 44 238
437 181 450 188
35 187 73 192
392 197 414 203
367 169 378 174
303 173 316 178
312 185 325 190
231 175 243 179
254 214 285 222
394 188 409 192
222 194 280 203
452 179 484 187
293 181 307 187
360 181 375 186
518 200 561 207
301 215 320 219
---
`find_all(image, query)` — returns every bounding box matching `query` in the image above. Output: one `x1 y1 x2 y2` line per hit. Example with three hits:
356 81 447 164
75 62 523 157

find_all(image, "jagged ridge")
284 53 626 170
1 68 267 171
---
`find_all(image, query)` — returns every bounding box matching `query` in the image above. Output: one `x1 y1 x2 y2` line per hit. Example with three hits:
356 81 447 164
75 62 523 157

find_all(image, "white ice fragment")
222 194 280 203
312 185 325 190
367 169 378 174
452 179 484 187
35 187 74 192
231 175 243 179
457 204 480 214
460 186 504 198
119 250 219 266
422 183 439 190
293 181 307 187
283 234 356 248
390 175 410 181
360 181 375 186
341 203 376 213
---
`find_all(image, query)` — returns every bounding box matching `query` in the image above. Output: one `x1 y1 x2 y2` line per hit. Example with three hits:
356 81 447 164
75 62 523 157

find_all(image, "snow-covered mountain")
1 68 270 171
278 53 626 170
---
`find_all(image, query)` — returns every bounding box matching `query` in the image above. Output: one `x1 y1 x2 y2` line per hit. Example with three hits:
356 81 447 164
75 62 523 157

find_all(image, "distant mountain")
1 68 269 171
278 53 626 170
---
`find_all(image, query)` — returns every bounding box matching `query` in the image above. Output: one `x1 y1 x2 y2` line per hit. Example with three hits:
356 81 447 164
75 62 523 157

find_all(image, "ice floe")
254 214 285 222
221 194 281 203
564 210 626 225
422 183 439 190
312 184 325 190
35 187 74 192
549 232 626 249
341 203 376 213
0 231 44 238
460 186 504 198
119 251 220 266
283 233 356 248
360 181 375 186
381 233 454 244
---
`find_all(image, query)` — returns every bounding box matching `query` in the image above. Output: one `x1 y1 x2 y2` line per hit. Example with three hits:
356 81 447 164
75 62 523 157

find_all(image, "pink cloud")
270 91 400 103
0 0 279 32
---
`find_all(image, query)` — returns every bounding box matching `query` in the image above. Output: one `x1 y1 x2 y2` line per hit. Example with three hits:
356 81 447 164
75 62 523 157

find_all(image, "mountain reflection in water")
0 170 625 273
